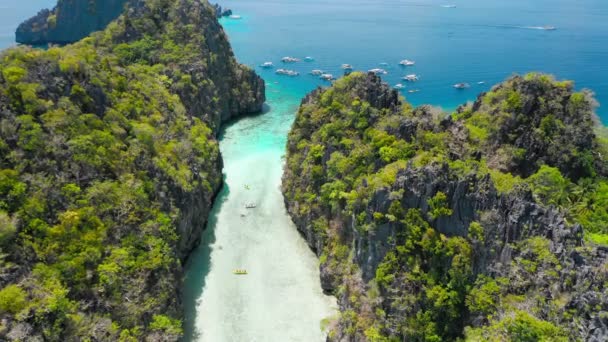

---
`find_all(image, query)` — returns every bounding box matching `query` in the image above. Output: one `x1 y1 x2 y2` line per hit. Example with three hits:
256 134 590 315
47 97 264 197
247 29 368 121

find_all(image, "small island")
16 0 234 46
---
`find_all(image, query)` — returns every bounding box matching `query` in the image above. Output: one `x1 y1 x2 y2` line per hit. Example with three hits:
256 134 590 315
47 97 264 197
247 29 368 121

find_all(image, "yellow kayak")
233 269 248 275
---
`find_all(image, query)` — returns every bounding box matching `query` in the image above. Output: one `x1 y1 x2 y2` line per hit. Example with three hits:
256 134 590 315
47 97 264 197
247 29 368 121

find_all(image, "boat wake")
520 25 557 31
483 24 557 31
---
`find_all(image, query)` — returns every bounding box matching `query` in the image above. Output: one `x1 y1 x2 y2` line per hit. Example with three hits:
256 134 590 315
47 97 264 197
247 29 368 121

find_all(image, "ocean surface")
2 1 608 342
219 0 608 123
0 1 56 48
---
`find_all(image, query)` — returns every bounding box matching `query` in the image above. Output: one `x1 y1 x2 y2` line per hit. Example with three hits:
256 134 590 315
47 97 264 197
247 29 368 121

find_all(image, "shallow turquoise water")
182 87 337 341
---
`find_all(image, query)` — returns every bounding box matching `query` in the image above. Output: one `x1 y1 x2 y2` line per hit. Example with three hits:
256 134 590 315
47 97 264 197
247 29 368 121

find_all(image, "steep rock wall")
283 72 608 341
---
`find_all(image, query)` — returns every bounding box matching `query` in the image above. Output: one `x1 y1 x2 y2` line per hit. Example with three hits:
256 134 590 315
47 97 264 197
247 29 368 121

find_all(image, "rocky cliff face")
0 0 263 341
16 0 236 46
16 0 131 45
283 72 608 341
110 0 264 131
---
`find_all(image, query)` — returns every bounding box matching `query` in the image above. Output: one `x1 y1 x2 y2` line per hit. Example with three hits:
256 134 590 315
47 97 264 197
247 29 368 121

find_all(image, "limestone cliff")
283 72 608 341
16 0 235 46
0 0 263 340
16 0 131 45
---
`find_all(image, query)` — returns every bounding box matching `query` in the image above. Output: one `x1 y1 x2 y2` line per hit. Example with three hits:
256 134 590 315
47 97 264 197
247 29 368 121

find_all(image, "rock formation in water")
16 0 131 45
16 0 234 45
213 4 233 18
283 72 608 341
0 0 263 340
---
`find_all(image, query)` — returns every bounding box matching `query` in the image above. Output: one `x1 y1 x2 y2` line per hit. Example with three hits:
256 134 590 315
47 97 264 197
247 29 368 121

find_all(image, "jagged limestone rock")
16 0 131 45
283 72 608 341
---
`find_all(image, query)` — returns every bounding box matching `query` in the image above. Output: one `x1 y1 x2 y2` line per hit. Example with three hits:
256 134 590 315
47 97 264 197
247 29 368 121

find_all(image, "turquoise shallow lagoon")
182 87 337 341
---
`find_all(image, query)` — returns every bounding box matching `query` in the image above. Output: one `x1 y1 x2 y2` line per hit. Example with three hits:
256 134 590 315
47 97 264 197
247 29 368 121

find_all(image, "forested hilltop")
0 0 263 340
283 72 608 341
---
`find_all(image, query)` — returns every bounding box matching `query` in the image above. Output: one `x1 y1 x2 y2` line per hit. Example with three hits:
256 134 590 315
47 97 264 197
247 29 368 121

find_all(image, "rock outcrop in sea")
16 0 234 46
0 0 263 340
283 72 608 341
213 4 233 18
16 0 131 45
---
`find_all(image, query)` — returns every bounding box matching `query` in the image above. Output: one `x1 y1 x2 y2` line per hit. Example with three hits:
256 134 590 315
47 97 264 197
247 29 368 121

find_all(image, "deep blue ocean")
219 0 608 123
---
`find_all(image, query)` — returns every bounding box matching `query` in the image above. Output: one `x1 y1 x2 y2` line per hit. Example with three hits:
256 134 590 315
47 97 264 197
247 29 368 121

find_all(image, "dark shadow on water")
181 176 231 342
218 103 272 139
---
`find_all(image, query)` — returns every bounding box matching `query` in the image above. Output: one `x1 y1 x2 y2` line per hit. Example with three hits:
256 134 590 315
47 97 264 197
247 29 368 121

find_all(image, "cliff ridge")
283 72 608 341
0 0 263 340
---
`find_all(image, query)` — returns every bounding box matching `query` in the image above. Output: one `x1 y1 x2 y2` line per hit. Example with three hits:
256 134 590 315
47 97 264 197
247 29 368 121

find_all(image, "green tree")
428 192 453 220
528 165 569 205
0 284 27 314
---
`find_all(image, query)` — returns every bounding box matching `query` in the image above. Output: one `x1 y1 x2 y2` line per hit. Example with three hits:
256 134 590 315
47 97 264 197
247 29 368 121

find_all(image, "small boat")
408 89 421 93
394 83 405 89
368 68 388 75
453 83 471 89
403 74 419 82
399 59 416 66
320 73 334 81
310 69 324 76
542 26 557 31
477 81 486 85
341 64 353 70
229 15 242 19
281 56 300 63
259 62 274 69
276 69 300 76
304 56 315 62
233 269 248 275
245 202 257 209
